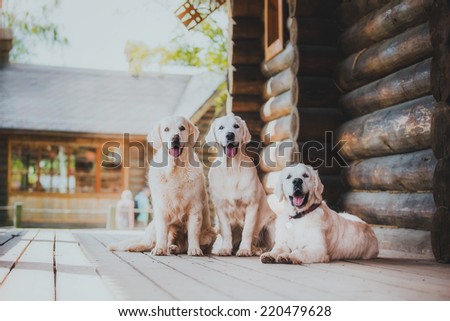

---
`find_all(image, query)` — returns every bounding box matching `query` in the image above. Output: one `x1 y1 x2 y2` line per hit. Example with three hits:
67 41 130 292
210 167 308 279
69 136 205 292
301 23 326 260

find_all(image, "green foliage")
1 0 68 61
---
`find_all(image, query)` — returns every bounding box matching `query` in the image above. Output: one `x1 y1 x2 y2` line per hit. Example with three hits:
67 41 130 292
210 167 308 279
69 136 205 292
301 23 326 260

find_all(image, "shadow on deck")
0 229 449 300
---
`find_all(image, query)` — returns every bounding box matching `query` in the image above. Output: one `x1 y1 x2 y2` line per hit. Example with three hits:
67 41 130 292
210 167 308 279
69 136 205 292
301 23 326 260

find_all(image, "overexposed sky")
3 0 226 72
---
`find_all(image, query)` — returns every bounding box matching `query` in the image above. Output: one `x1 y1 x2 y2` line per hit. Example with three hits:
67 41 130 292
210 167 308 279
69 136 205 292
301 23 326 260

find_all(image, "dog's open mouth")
224 143 239 158
169 142 183 158
289 191 309 208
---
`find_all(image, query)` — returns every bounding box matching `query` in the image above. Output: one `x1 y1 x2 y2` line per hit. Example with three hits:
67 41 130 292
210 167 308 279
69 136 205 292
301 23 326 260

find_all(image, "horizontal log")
431 206 450 263
259 139 297 172
297 141 343 176
232 18 263 40
297 77 340 107
433 156 450 207
339 191 435 230
287 0 340 18
260 109 299 145
231 65 265 96
298 45 338 76
298 108 345 141
232 0 263 18
339 0 434 56
261 42 298 78
431 103 450 159
297 18 339 46
431 45 450 103
231 95 263 112
232 40 263 65
429 0 450 46
342 149 437 191
372 227 433 257
337 95 437 160
263 68 296 100
260 90 294 122
336 23 433 92
340 58 432 118
338 0 391 28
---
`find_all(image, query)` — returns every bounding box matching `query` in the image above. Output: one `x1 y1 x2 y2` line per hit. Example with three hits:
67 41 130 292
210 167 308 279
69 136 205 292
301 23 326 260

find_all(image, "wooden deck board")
1 229 449 301
0 230 55 300
54 231 113 300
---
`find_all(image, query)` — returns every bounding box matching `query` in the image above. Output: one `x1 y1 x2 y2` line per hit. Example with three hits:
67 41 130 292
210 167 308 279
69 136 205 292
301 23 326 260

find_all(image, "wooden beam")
231 95 263 112
297 18 339 46
339 0 434 56
340 58 432 118
337 95 437 161
336 23 433 92
232 18 263 40
260 110 299 145
429 0 450 46
231 65 265 96
297 77 340 108
431 206 450 263
231 0 264 18
232 40 263 65
433 156 450 208
261 41 298 78
339 191 435 230
338 0 391 28
287 0 340 18
342 149 437 192
298 45 338 76
298 108 345 141
260 90 294 122
431 103 450 159
431 45 450 103
263 68 296 100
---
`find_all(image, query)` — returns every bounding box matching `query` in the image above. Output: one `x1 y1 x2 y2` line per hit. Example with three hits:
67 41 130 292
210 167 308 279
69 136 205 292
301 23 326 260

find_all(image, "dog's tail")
107 237 143 251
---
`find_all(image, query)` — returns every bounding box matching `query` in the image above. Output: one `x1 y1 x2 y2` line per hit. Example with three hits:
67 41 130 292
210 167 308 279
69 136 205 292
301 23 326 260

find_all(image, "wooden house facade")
226 0 449 262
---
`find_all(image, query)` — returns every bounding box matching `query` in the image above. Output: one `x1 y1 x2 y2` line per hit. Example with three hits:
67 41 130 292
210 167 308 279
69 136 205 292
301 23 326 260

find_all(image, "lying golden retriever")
108 116 216 256
206 115 276 256
261 163 378 264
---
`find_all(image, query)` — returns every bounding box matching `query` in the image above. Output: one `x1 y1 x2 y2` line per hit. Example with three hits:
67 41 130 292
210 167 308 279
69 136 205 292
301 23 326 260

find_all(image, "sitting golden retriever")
108 115 216 256
261 163 378 264
206 115 276 256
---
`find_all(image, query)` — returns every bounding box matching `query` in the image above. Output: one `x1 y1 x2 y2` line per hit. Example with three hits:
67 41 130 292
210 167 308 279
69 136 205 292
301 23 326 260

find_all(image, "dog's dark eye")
233 124 240 129
303 173 309 178
287 174 292 179
179 126 186 131
164 127 170 132
219 126 224 130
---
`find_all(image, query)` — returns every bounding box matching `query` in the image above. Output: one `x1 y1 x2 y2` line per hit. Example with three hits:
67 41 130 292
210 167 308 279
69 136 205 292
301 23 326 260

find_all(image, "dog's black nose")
293 178 303 187
226 132 235 141
172 134 180 142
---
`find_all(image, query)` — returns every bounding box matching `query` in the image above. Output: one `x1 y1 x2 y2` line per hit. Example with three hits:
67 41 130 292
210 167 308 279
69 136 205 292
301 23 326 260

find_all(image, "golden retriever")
108 116 216 256
261 163 378 264
206 115 276 256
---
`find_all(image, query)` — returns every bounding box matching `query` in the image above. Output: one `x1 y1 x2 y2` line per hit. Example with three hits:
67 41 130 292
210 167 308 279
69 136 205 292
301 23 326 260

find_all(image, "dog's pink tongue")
225 145 237 158
293 196 304 207
170 147 181 158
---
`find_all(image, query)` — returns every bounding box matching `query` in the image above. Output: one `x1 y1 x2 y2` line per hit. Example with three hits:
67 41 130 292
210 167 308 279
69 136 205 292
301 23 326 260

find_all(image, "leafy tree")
1 0 68 61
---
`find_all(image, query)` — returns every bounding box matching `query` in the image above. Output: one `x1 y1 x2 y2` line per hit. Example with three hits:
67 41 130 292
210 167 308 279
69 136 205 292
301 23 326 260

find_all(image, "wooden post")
107 205 116 230
14 202 22 228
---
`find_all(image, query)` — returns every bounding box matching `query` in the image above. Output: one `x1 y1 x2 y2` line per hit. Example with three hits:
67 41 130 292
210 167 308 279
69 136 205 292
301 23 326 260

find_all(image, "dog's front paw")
168 244 180 255
188 247 204 256
151 247 167 256
290 255 303 265
236 248 253 257
217 248 232 256
260 252 276 264
276 253 292 264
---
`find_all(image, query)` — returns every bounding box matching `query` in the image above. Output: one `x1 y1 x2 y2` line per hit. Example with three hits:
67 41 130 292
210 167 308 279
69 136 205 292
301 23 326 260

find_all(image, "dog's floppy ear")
236 116 251 144
148 122 162 150
310 167 324 202
187 119 200 146
205 118 217 145
274 170 286 202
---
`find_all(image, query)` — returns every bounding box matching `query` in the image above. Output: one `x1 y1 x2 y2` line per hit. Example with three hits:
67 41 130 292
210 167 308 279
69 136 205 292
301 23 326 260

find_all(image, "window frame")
8 140 124 196
264 0 285 61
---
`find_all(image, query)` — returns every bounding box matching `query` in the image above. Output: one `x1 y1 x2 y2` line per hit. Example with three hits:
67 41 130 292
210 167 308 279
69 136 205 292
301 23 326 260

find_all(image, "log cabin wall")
334 0 450 262
0 136 8 224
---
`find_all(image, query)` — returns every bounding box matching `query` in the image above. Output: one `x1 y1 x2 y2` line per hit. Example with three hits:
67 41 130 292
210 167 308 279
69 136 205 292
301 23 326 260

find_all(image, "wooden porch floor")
0 229 449 301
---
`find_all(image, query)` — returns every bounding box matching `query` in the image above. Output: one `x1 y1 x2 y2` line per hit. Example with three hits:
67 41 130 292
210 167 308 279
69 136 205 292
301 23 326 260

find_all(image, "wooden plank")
0 230 55 300
0 230 22 255
75 232 174 300
0 230 38 284
214 256 428 300
54 231 113 300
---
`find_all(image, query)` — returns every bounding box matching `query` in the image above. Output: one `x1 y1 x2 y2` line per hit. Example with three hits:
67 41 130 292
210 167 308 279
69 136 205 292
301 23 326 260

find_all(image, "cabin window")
10 142 123 194
265 0 284 60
